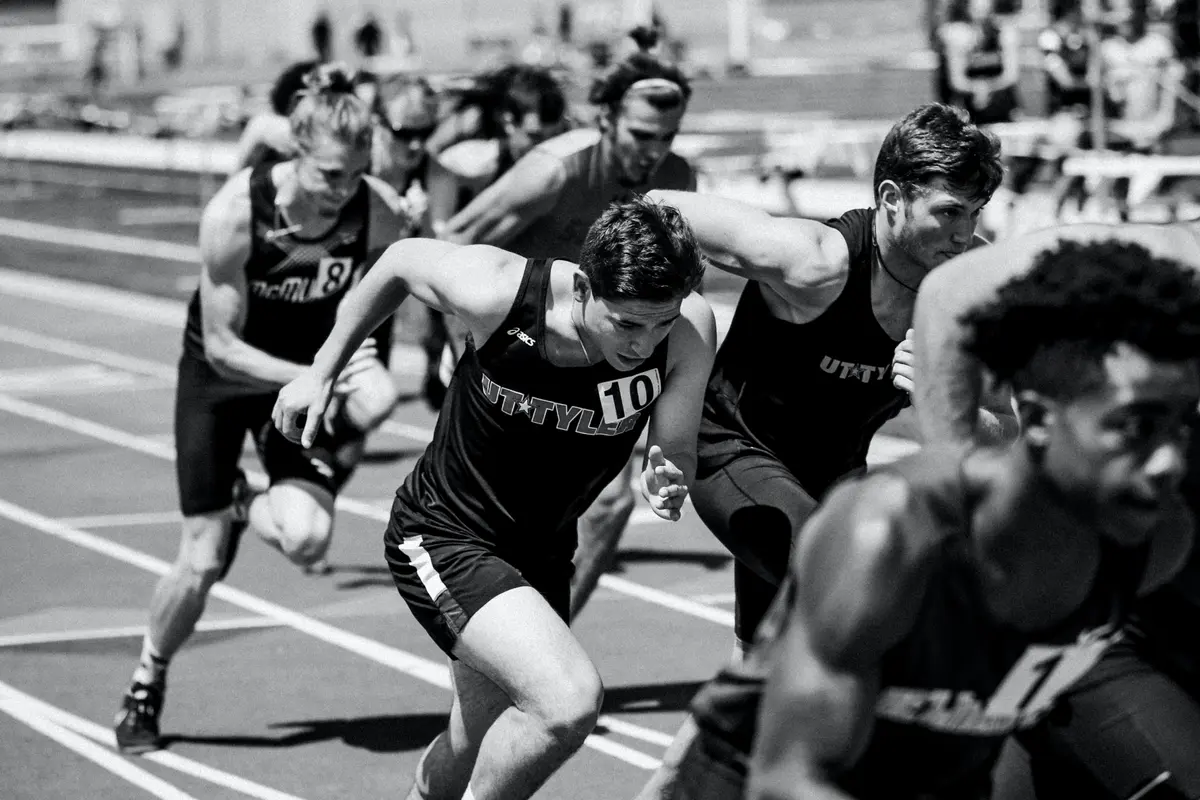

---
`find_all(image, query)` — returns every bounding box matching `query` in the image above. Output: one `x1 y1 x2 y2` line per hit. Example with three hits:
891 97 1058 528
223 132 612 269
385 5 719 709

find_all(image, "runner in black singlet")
651 239 1200 800
435 47 697 620
113 64 421 755
915 214 1200 798
273 196 715 800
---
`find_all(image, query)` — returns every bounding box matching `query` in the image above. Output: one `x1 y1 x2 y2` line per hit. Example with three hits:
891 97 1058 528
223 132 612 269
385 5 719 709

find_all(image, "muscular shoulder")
199 169 253 268
797 471 941 670
533 127 601 165
667 292 717 366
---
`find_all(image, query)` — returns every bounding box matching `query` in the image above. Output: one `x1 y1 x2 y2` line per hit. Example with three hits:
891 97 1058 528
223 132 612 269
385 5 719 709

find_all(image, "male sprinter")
437 47 696 618
113 64 419 753
914 216 1200 798
635 101 1010 799
656 240 1200 800
274 196 715 800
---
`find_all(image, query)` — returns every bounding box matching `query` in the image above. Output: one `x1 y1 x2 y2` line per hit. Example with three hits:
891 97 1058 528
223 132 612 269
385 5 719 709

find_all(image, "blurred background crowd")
0 0 1198 238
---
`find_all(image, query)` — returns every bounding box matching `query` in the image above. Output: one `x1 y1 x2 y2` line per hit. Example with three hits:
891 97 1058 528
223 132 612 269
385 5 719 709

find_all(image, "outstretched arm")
438 149 566 246
641 293 717 520
274 241 517 445
646 189 850 316
914 221 1200 445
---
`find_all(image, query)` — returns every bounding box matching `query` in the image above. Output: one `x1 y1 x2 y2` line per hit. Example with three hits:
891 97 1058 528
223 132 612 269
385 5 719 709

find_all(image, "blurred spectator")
353 13 384 61
938 0 1023 123
1102 0 1185 147
1040 3 1096 113
311 12 333 62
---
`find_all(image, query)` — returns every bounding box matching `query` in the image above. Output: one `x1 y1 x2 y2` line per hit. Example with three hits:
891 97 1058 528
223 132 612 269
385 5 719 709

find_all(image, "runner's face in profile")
579 293 684 372
1038 343 1198 545
605 94 685 187
296 132 372 216
890 178 988 271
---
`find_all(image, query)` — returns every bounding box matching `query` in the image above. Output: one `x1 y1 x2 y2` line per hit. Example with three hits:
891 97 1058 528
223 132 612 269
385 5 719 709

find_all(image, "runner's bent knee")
268 482 334 565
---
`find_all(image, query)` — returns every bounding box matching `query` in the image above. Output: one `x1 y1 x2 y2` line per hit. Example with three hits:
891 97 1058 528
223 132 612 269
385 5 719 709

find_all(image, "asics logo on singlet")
819 356 890 383
249 257 355 303
875 625 1120 736
480 372 646 437
508 328 536 347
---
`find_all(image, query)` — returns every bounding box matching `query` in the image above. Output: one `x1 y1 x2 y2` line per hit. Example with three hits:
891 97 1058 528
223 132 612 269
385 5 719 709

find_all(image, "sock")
132 637 169 686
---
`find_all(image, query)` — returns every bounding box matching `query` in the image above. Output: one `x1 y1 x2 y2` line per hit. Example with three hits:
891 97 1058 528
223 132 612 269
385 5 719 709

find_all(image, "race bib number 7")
986 629 1117 719
597 368 662 424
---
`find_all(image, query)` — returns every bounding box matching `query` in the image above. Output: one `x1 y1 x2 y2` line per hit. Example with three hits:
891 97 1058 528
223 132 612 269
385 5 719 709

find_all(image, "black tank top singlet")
691 446 1150 800
699 208 907 488
183 162 370 367
391 258 669 555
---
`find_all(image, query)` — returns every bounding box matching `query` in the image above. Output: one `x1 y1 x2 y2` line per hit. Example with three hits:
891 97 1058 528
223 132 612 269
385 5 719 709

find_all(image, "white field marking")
690 593 737 605
597 575 735 627
57 510 182 528
0 679 307 800
0 324 176 378
0 218 199 263
0 363 164 395
596 716 676 748
118 206 202 227
0 680 197 800
0 497 664 771
0 616 283 649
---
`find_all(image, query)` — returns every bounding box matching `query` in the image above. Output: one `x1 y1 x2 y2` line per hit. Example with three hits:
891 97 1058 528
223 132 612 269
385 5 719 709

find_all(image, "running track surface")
0 181 920 800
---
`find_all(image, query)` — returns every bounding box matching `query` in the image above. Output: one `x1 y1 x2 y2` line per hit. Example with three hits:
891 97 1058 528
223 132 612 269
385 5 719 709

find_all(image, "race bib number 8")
314 257 354 298
597 368 662 424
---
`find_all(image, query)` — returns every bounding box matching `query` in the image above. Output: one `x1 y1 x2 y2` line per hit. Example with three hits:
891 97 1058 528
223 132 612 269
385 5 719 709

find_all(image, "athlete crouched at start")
112 63 421 754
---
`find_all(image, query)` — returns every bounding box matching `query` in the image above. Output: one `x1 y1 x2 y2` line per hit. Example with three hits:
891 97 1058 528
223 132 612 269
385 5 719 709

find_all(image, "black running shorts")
384 501 574 658
174 353 363 516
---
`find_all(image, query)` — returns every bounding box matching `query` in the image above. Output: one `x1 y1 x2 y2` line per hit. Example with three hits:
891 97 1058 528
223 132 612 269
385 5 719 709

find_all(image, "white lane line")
0 324 176 378
0 497 663 771
0 218 199 263
0 680 197 800
690 593 737 605
596 716 676 748
597 575 735 627
0 616 283 648
0 390 735 630
58 510 182 528
0 679 307 800
0 267 186 326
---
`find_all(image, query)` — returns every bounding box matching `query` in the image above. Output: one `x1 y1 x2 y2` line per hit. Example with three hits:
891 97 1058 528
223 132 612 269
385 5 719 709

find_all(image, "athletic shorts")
1002 636 1200 800
384 501 574 658
174 352 364 516
692 442 859 644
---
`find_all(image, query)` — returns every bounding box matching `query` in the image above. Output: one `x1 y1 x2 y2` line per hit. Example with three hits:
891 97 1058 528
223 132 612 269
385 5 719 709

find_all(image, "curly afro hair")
962 239 1200 399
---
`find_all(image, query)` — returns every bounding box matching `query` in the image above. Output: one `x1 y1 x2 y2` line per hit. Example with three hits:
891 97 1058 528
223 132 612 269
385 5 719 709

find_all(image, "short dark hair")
270 60 320 116
962 240 1200 398
873 103 1004 204
579 196 705 302
588 52 691 115
450 64 567 140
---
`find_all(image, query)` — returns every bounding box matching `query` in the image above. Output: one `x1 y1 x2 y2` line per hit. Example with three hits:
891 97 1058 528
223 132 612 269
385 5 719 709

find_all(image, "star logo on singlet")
516 398 533 416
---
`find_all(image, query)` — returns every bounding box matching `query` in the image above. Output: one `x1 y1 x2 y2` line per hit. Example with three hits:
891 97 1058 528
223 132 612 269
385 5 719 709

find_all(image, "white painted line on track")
0 616 283 648
0 679 307 800
0 679 198 800
57 510 182 528
0 218 200 263
597 575 734 627
0 324 176 378
0 497 664 771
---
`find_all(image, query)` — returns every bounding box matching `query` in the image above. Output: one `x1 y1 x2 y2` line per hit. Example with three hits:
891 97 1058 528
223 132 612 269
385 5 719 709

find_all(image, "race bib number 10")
597 368 662 424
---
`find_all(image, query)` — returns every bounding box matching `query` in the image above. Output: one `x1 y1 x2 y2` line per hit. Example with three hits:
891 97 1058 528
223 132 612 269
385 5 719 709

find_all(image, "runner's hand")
890 328 915 397
274 369 335 449
642 445 687 522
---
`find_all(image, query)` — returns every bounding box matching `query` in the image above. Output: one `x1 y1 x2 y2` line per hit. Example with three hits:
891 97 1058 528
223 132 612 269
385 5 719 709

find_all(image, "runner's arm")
197 171 310 391
308 240 515 382
913 222 1200 445
438 150 566 246
748 475 923 800
233 114 291 173
646 190 850 315
641 293 717 519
